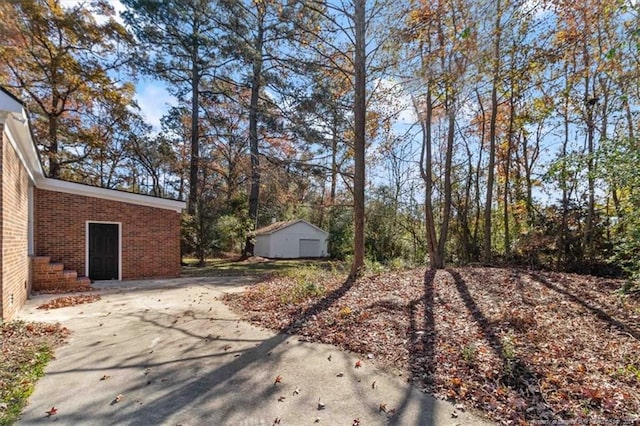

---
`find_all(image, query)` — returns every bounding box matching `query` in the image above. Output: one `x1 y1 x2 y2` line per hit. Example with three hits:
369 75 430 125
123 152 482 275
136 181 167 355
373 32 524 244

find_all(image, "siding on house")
255 220 328 258
34 188 181 280
1 124 31 320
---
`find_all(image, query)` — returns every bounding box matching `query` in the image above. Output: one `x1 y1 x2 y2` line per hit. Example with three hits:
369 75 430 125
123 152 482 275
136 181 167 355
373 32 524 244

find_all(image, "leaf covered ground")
223 266 640 424
0 322 69 425
36 294 101 310
33 286 95 295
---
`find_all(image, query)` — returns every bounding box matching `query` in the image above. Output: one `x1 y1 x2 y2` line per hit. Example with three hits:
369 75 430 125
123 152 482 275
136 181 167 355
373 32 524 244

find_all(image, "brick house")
0 87 185 321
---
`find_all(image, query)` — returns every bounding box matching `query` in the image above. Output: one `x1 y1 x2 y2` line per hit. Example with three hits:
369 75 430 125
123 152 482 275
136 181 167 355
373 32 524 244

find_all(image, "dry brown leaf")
223 267 640 423
37 295 101 310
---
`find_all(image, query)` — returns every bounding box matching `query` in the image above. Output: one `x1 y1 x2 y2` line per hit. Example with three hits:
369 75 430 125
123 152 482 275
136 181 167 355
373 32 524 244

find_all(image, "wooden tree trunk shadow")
391 269 437 425
408 269 436 387
282 276 357 334
528 272 640 341
448 269 556 421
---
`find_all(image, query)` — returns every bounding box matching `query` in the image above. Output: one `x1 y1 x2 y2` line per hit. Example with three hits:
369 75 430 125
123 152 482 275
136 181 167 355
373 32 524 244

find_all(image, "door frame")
86 221 122 281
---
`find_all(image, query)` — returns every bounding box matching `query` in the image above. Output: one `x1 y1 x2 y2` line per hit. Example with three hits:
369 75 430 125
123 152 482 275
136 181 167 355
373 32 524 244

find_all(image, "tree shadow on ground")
448 269 555 421
280 273 447 425
527 272 640 340
409 269 436 389
25 273 491 425
391 268 437 426
282 277 357 335
42 278 362 423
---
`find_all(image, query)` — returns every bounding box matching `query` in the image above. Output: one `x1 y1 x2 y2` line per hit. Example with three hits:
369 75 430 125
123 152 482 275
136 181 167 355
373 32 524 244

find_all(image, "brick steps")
32 256 91 291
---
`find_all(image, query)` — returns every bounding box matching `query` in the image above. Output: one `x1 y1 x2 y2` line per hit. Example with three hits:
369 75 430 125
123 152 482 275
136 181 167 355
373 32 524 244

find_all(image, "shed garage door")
299 239 320 257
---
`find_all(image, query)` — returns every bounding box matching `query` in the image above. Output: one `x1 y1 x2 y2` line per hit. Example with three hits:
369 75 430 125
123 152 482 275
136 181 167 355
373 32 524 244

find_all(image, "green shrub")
280 266 326 303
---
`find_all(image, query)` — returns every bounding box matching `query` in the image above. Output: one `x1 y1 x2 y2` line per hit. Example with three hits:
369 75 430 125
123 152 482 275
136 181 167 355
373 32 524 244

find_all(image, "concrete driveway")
17 277 491 425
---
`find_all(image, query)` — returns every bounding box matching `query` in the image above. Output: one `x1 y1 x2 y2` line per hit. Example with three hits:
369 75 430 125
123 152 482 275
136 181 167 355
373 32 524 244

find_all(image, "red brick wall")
0 123 3 318
1 124 31 321
34 188 181 280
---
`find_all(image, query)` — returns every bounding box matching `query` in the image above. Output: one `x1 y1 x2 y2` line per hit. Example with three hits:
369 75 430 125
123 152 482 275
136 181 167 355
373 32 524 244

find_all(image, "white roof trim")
1 89 186 213
37 178 185 212
3 118 39 183
259 219 328 236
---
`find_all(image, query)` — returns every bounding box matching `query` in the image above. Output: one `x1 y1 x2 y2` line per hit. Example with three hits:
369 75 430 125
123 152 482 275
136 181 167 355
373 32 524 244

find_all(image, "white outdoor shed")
254 220 329 259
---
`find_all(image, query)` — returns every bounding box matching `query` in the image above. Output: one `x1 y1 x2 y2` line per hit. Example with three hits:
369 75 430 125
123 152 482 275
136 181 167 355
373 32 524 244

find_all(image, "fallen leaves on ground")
34 286 95 295
0 322 69 424
224 266 640 424
37 294 101 310
45 406 57 417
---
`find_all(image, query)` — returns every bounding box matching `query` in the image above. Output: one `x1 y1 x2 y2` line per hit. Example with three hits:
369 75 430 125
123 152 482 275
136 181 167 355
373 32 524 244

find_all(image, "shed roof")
255 219 328 236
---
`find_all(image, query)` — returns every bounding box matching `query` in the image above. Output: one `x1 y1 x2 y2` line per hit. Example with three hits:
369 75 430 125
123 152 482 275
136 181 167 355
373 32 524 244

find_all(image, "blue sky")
63 0 176 130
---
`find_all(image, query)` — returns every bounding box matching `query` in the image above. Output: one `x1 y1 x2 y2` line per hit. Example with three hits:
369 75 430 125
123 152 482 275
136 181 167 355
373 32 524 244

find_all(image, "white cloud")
396 104 418 126
135 82 176 131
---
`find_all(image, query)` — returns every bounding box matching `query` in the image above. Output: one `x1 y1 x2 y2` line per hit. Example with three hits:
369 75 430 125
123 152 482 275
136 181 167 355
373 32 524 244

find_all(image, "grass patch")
181 257 345 278
278 265 328 303
0 322 68 425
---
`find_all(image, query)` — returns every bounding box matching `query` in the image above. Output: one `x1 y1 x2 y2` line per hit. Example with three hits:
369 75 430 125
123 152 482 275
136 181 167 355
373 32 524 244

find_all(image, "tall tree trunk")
503 86 515 259
418 86 442 269
483 0 502 262
559 64 571 268
580 31 596 262
473 89 485 262
350 0 366 278
460 138 474 263
48 104 60 178
188 48 200 215
243 11 265 257
436 107 455 265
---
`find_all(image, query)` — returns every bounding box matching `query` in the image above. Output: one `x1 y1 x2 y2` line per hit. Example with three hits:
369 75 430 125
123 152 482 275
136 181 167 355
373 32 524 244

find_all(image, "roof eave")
256 219 328 236
2 111 45 183
37 178 186 212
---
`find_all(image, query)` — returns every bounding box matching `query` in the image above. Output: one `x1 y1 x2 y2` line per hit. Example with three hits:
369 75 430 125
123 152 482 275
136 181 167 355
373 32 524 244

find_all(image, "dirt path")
17 277 491 425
